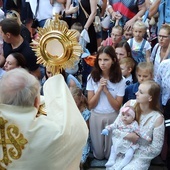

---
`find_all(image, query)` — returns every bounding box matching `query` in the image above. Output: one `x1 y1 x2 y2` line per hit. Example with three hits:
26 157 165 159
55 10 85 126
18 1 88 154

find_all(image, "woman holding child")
107 80 165 170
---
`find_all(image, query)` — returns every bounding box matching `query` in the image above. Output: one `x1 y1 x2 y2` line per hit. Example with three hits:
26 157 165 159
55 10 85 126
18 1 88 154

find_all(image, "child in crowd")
70 86 91 170
101 106 151 169
123 62 153 104
70 22 94 90
71 22 83 33
101 25 123 48
119 57 135 87
123 29 133 41
128 20 152 63
41 66 82 94
115 40 137 82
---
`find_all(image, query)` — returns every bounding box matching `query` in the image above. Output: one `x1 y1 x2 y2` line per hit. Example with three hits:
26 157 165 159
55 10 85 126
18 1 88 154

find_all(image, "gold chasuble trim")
0 117 28 169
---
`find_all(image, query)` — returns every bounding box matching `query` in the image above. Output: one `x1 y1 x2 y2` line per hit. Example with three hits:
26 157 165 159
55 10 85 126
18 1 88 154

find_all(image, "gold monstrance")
31 14 82 74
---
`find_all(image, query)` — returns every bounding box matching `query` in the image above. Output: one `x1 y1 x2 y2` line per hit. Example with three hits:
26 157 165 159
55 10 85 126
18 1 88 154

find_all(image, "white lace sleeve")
139 120 165 159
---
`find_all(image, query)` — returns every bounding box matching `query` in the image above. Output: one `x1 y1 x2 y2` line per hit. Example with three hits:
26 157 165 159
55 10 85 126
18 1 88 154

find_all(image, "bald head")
0 68 40 106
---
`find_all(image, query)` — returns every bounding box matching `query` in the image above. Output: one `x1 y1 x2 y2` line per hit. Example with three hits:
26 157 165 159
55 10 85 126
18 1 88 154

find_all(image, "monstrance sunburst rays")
31 14 82 74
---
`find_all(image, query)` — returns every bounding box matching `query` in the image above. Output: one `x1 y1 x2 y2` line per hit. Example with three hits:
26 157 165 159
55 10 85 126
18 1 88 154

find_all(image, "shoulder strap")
153 44 159 63
79 0 89 18
130 38 133 48
34 0 40 18
140 39 146 51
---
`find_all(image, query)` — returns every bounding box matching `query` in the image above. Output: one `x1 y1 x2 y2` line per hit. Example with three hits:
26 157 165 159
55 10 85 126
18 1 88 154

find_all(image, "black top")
20 24 32 43
78 0 97 54
3 40 39 71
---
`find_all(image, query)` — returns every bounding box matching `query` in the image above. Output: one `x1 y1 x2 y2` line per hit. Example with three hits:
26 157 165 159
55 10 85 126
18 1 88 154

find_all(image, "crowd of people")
0 0 170 170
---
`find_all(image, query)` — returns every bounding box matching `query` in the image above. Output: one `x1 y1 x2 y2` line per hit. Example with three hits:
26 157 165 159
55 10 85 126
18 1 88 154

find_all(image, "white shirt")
127 38 152 55
26 0 53 21
86 75 125 113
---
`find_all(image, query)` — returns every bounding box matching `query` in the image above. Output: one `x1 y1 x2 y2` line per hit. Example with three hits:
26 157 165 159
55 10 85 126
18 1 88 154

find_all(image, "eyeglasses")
158 35 169 39
111 33 121 38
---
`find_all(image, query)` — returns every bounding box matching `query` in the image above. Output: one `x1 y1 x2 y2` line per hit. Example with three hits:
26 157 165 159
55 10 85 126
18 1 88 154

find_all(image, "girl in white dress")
101 106 151 169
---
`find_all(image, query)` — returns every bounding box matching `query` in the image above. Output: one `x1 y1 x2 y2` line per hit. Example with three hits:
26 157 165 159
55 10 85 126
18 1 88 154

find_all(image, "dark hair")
10 52 26 68
116 40 137 82
90 46 122 83
115 40 132 58
0 18 20 36
44 67 68 82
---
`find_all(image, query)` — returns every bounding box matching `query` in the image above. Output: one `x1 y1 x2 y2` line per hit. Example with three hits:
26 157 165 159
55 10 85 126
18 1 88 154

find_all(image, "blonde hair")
160 24 170 35
119 57 135 71
133 20 146 30
136 62 153 77
111 25 124 35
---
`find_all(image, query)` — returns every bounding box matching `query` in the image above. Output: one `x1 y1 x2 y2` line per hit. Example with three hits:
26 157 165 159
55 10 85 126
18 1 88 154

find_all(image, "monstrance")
31 14 82 74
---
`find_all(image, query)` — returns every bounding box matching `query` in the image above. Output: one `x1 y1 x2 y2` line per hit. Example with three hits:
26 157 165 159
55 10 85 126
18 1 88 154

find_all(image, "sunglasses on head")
6 10 17 18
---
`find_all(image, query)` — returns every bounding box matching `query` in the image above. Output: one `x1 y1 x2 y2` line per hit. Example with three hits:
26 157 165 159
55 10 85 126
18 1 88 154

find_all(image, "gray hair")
0 68 40 106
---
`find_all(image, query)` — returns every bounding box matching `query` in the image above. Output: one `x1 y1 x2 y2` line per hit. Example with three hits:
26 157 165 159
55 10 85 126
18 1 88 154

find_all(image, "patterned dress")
106 118 150 155
155 59 170 106
107 100 165 170
81 108 91 163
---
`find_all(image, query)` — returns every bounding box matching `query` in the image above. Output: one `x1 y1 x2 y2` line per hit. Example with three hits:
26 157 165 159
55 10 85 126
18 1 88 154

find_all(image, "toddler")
70 86 91 169
101 25 123 48
123 62 153 104
119 57 135 87
123 29 133 41
128 20 152 63
101 106 151 169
